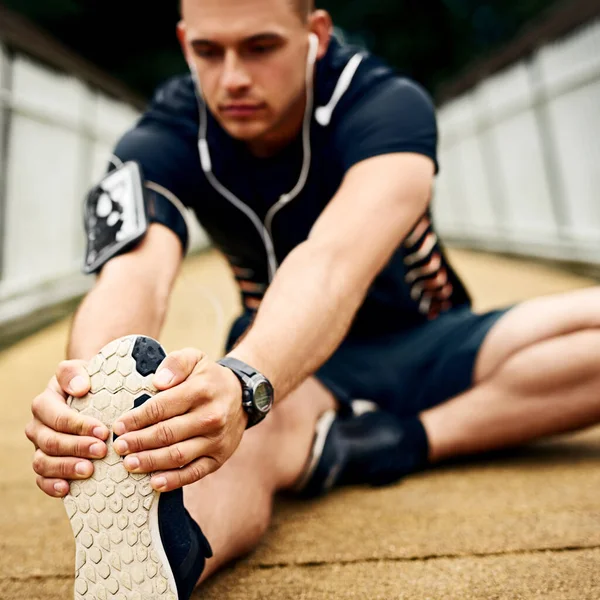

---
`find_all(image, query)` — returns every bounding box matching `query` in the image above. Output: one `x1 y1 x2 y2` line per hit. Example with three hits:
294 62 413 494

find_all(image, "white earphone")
308 32 319 67
187 57 203 100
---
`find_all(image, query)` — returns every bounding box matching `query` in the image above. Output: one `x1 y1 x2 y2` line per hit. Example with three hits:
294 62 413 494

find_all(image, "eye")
193 45 223 59
248 42 278 55
195 50 217 59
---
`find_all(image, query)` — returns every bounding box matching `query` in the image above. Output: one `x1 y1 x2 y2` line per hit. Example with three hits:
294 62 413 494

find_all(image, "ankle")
158 489 212 598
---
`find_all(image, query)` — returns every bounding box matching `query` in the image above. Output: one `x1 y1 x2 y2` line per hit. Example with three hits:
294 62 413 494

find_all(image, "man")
25 0 600 598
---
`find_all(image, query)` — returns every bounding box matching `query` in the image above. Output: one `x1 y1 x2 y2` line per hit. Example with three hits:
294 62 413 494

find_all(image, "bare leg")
183 377 336 580
421 287 600 461
182 286 600 585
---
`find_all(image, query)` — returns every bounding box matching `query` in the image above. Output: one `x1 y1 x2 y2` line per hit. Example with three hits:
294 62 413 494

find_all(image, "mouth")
220 103 266 118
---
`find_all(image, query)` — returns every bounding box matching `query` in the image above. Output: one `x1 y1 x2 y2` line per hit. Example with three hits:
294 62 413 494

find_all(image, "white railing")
434 18 600 266
0 47 207 328
1 18 599 330
0 46 139 326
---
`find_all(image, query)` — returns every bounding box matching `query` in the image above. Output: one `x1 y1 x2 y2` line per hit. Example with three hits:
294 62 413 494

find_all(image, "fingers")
32 449 94 481
113 382 206 435
56 360 91 397
152 348 206 390
113 411 224 455
25 420 106 459
31 385 108 440
36 476 70 498
28 360 105 501
151 457 219 492
122 436 214 476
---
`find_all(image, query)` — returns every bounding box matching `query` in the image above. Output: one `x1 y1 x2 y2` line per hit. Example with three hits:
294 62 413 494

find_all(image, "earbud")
187 59 205 99
187 60 197 80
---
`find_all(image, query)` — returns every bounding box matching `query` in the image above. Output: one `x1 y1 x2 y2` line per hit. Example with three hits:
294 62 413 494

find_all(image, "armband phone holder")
83 162 148 274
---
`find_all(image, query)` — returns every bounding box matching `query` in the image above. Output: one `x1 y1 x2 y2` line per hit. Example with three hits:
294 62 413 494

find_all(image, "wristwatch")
217 357 274 429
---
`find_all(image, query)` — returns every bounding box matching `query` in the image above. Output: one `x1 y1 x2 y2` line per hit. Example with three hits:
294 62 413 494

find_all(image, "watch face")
253 381 272 412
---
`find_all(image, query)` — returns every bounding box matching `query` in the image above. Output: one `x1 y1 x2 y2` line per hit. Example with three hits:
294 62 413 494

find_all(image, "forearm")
229 154 434 400
229 241 368 400
68 271 168 361
67 225 181 360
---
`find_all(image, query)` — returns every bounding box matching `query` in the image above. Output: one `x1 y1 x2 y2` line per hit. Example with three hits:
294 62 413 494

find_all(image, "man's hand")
111 349 248 492
25 362 109 498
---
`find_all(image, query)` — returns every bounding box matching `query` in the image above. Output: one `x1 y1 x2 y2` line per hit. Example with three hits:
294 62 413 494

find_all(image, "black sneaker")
294 400 430 498
64 335 212 599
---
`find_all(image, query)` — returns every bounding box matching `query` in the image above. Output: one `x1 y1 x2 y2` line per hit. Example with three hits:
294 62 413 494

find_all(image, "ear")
176 20 190 62
308 10 333 60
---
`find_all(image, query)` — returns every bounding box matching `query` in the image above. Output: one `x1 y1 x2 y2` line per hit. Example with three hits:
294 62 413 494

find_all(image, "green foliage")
3 0 556 99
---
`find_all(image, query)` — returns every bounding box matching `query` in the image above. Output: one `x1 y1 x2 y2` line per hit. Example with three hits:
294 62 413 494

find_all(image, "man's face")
180 0 312 146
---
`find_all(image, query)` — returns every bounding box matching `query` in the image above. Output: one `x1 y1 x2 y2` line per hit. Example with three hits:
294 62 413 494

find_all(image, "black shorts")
226 305 509 418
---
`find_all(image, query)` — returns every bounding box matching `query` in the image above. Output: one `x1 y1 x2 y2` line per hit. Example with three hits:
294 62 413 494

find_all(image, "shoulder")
345 77 436 131
138 74 200 137
113 74 204 199
373 76 435 110
116 73 200 163
316 37 436 133
318 41 439 172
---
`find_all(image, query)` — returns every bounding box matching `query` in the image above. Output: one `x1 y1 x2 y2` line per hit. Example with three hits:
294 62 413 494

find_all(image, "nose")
221 50 251 95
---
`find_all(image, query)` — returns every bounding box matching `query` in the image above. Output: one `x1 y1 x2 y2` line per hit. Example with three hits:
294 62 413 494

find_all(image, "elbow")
95 255 172 315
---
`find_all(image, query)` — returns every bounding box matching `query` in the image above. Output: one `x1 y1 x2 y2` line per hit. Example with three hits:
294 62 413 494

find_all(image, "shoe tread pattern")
64 336 177 600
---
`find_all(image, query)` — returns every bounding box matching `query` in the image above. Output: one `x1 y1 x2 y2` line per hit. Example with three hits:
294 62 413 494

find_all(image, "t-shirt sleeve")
112 124 198 202
336 78 439 174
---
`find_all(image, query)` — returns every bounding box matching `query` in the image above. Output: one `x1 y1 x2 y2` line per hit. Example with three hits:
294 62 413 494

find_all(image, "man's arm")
25 224 183 498
26 74 201 497
69 81 439 493
88 152 434 494
230 152 434 399
68 224 183 360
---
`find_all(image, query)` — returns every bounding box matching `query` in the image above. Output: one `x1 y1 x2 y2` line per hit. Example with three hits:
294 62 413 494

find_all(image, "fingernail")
152 476 167 490
113 439 128 454
90 443 104 457
54 482 67 495
69 376 87 394
124 456 140 471
75 462 92 476
154 369 175 387
113 422 126 436
93 426 108 440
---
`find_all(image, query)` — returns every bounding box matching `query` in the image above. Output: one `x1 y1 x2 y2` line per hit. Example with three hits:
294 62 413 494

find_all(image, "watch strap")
217 357 273 429
218 357 258 381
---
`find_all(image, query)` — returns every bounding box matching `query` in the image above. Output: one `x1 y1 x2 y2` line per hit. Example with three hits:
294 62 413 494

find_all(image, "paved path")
1 249 598 600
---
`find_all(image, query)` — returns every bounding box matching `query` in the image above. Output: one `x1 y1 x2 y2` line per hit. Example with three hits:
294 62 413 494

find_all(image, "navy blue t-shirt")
112 36 470 336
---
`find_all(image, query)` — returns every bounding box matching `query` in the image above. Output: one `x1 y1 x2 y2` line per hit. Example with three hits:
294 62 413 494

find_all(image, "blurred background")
2 6 599 598
0 0 599 348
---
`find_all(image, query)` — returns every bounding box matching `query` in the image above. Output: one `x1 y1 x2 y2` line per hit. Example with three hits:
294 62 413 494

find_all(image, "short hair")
180 0 315 22
292 0 315 21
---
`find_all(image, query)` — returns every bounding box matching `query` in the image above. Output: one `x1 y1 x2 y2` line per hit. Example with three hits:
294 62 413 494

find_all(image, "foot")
64 336 212 599
294 401 430 497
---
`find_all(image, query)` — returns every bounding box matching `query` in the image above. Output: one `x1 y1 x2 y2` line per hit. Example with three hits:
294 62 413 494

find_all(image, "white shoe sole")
63 335 179 599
